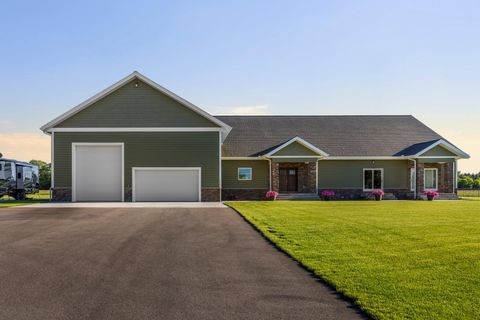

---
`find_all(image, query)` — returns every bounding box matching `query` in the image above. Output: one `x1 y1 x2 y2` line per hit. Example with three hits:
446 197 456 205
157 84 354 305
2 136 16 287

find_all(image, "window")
238 167 252 181
424 168 438 190
17 172 22 179
363 168 383 191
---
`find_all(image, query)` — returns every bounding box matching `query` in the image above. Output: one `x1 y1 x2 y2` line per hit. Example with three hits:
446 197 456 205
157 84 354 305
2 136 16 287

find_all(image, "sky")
0 0 478 172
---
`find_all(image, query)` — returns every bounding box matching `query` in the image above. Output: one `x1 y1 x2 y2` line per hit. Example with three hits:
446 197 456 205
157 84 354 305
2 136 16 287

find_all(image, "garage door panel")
134 168 200 202
74 144 123 202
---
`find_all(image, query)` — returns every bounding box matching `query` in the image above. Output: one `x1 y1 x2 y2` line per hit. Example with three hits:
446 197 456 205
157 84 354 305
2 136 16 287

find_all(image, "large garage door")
133 168 200 202
73 143 123 202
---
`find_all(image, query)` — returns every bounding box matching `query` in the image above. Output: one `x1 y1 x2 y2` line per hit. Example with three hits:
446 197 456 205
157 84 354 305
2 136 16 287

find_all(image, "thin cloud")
208 104 271 115
0 133 50 162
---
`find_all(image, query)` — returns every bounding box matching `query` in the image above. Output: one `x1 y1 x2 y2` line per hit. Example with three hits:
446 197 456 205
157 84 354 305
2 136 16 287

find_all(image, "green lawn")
0 190 50 208
458 189 480 198
228 201 480 320
462 197 480 201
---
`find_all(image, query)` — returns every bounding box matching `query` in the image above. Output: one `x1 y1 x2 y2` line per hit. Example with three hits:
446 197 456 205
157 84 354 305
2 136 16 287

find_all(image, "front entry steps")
277 193 321 201
381 193 398 200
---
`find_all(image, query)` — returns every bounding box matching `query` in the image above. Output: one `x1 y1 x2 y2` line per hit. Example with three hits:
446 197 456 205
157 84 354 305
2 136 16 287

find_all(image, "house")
41 72 470 202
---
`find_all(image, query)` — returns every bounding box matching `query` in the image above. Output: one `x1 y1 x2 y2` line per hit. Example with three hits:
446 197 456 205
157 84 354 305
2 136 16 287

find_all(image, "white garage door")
73 143 123 202
133 168 200 202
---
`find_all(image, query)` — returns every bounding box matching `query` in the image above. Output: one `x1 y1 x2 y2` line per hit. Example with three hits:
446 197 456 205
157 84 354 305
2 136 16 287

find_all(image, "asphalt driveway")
0 206 364 320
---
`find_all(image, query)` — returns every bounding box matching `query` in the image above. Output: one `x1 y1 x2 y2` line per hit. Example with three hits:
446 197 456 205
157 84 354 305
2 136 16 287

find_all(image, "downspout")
268 158 272 191
409 158 417 200
50 132 54 202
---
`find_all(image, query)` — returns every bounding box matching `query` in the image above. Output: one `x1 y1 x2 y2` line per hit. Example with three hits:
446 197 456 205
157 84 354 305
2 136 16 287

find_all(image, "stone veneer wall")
201 188 221 202
222 189 268 201
318 189 414 200
52 188 72 202
271 162 316 193
52 187 220 202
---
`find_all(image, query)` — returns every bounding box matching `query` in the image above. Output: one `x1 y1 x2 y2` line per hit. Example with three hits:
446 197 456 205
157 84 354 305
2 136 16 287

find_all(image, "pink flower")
266 191 279 198
423 191 439 197
372 189 385 196
321 190 335 197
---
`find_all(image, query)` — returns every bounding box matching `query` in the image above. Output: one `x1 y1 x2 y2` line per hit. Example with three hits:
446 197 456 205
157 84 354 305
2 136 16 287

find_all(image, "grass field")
458 189 480 200
228 201 480 320
0 190 50 208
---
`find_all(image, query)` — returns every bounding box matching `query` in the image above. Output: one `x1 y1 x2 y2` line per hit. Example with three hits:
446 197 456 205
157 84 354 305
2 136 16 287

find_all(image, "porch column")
443 162 454 193
416 162 425 194
271 162 280 192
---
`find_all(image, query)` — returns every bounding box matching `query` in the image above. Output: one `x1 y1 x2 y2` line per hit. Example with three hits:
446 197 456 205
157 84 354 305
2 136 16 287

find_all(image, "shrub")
372 189 385 196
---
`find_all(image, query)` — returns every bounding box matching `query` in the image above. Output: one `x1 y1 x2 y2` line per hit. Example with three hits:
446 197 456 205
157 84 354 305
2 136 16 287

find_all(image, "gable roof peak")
40 71 232 136
264 136 329 157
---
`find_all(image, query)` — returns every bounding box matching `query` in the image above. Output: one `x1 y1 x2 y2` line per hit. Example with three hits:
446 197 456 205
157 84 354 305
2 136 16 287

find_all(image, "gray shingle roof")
216 115 447 157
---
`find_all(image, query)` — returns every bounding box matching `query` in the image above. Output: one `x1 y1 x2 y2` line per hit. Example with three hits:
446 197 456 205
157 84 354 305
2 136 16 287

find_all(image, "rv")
0 157 39 200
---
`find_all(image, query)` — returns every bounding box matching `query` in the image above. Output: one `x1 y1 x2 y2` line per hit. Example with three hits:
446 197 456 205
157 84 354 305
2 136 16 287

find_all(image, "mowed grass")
228 201 480 320
458 189 480 198
0 190 50 208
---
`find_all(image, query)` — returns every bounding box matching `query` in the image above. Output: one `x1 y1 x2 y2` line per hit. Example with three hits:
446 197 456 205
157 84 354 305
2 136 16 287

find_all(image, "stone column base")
52 188 72 202
201 188 221 202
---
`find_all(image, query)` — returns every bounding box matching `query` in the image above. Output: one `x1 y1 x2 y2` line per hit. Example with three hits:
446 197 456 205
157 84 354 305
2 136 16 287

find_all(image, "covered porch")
271 160 318 194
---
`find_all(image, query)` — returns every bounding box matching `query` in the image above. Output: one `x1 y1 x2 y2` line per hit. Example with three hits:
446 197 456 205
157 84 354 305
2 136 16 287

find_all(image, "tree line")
457 172 480 189
29 160 51 190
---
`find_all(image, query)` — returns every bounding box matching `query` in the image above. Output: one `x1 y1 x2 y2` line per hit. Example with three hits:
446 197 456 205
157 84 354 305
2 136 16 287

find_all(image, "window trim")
238 167 252 181
424 168 438 191
363 168 384 191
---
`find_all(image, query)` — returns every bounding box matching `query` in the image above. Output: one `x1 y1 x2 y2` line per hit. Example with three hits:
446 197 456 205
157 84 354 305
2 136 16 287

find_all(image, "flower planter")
372 189 384 201
265 191 279 201
423 191 439 201
321 190 335 201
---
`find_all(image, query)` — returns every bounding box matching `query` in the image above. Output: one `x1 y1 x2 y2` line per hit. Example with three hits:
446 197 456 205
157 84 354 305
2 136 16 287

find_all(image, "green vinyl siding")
222 160 269 189
419 145 457 157
318 160 409 189
418 158 454 164
272 141 320 156
54 132 219 188
57 79 219 128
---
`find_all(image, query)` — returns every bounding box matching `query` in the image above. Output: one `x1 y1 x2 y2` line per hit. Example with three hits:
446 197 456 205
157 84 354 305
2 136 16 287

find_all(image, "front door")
279 168 298 192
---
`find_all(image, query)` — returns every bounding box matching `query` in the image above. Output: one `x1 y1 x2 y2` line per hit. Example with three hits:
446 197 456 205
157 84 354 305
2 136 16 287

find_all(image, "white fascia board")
269 156 324 158
40 71 232 138
47 127 222 133
264 136 329 157
413 139 470 159
222 157 267 160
